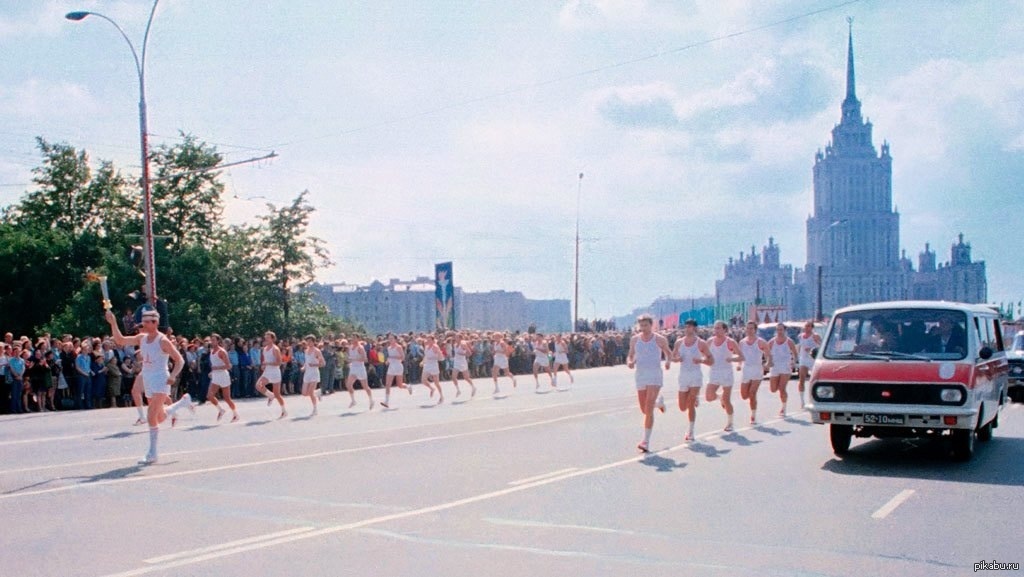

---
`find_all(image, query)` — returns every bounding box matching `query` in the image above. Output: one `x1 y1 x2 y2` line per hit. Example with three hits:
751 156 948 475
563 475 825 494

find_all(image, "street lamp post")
574 172 583 333
67 0 161 308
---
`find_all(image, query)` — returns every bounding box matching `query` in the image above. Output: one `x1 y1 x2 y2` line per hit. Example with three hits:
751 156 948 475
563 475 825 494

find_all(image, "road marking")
97 413 803 577
871 489 915 519
143 527 315 564
508 467 578 486
0 395 626 475
0 405 628 500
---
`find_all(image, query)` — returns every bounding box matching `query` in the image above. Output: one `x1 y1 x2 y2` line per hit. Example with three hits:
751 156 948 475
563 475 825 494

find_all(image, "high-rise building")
710 24 987 321
804 23 906 315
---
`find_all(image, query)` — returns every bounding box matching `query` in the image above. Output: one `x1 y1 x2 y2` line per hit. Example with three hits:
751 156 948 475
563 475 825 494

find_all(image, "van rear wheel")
830 424 852 455
951 429 975 461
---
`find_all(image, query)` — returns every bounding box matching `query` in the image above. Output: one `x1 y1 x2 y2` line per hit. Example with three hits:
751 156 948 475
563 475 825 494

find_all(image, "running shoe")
230 414 239 423
139 453 157 465
216 409 225 422
133 418 145 426
656 395 666 413
636 441 650 453
684 431 694 441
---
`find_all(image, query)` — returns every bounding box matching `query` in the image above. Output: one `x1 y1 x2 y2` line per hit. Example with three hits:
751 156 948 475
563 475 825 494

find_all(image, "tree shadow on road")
820 437 1024 487
782 415 813 426
186 424 218 431
244 420 272 426
639 454 687 473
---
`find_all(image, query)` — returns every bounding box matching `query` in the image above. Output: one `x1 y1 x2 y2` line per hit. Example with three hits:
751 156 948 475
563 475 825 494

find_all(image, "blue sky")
1 0 1022 318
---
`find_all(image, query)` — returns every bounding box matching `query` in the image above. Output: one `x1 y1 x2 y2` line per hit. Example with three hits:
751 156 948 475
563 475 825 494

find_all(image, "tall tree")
255 190 331 333
149 133 224 252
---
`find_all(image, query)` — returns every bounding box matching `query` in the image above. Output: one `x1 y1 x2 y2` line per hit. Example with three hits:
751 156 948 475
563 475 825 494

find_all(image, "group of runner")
628 315 820 453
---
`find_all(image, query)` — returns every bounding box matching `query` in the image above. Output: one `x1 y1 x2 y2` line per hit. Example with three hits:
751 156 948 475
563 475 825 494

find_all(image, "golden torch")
85 272 112 311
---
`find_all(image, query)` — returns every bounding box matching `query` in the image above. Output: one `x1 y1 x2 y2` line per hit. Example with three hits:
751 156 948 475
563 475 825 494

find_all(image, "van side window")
991 318 1004 351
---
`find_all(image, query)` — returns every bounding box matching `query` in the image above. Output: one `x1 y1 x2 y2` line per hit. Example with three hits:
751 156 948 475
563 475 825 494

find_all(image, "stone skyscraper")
805 23 905 316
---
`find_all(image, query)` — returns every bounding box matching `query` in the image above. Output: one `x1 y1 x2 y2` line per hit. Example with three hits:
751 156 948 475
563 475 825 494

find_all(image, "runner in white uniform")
768 323 798 416
672 319 711 441
450 335 476 399
420 335 443 402
796 322 821 407
532 335 554 391
343 339 374 409
205 333 238 422
490 335 516 395
627 314 672 453
255 331 287 419
105 309 186 465
552 335 574 388
301 335 324 416
706 321 744 432
737 321 769 424
380 335 408 409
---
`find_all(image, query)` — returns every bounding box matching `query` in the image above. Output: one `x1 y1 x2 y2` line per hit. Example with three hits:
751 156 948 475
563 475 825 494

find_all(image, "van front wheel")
977 418 993 442
830 424 852 455
951 429 975 461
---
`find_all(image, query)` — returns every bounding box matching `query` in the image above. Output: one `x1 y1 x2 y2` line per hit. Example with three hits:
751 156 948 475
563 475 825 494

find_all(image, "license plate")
863 413 905 425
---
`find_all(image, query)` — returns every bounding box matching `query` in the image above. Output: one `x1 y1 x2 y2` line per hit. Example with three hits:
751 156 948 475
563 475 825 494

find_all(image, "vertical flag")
435 262 455 330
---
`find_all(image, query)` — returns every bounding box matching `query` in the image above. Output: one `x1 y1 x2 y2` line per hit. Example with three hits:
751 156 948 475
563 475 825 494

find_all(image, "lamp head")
65 11 91 21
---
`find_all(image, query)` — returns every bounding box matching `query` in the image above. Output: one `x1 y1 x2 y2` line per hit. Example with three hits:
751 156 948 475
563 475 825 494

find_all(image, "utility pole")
574 172 583 333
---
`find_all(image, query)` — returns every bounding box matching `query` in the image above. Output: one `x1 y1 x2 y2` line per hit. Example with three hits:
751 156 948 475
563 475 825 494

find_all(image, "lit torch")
85 272 112 311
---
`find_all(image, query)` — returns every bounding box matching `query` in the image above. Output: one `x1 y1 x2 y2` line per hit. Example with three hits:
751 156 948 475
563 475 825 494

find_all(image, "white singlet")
348 346 368 380
769 338 794 377
533 344 550 367
554 342 569 365
798 334 817 368
707 337 735 386
303 348 321 384
454 345 470 372
423 346 440 376
210 350 230 388
633 334 663 390
493 345 509 370
139 333 171 398
676 337 704 391
260 347 282 384
739 337 764 383
386 345 404 377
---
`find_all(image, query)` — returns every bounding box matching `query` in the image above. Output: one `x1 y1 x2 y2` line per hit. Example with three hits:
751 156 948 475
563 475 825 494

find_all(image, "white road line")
98 413 803 577
871 489 915 519
0 406 627 500
0 395 627 475
508 468 578 486
143 527 315 564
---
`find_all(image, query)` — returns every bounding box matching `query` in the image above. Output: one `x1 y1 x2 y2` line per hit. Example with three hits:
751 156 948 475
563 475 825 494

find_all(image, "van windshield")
1013 333 1024 352
824 309 969 361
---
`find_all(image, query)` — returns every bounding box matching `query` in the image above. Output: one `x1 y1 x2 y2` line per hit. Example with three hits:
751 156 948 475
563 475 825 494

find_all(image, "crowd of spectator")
0 319 740 415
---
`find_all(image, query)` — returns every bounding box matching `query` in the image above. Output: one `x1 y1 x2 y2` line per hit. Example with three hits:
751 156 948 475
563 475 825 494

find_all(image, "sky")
1 0 1022 319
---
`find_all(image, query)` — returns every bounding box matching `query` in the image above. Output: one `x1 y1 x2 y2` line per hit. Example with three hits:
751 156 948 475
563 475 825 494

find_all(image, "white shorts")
534 358 550 368
303 366 320 384
386 362 404 377
677 370 703 392
635 366 664 390
349 363 367 381
708 369 734 387
211 369 230 388
261 365 282 384
554 353 569 365
423 361 440 377
798 359 814 370
493 356 509 370
454 357 469 372
740 365 763 383
141 371 170 399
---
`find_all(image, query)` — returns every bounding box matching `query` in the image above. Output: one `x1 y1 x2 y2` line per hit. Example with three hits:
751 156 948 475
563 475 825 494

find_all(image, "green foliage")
0 134 356 339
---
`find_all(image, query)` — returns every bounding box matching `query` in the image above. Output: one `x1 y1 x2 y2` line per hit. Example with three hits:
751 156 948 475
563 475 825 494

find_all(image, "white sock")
553 374 558 386
688 421 695 434
136 406 145 420
643 428 652 444
148 427 158 457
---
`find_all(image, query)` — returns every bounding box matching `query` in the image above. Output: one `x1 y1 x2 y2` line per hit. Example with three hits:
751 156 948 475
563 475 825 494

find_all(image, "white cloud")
0 78 98 119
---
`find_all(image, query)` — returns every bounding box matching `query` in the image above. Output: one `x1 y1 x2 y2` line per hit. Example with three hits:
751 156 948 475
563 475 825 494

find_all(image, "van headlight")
815 385 835 400
940 388 963 403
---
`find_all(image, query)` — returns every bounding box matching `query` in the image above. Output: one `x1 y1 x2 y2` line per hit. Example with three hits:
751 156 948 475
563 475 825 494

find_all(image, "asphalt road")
1 365 1022 577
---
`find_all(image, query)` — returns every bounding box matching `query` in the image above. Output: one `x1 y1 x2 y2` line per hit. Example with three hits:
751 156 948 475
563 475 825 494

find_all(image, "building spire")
844 17 856 103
